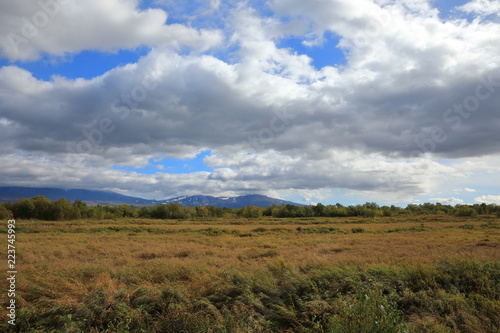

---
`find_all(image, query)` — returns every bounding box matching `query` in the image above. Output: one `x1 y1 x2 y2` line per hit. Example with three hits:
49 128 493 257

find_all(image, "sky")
0 0 500 206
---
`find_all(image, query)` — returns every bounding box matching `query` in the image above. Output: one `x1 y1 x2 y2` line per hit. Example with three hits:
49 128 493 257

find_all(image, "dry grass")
1 216 499 332
10 216 500 290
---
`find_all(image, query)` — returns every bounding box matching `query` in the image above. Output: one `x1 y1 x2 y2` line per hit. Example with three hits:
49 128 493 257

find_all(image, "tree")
314 203 325 216
165 203 184 219
73 200 90 218
276 205 290 218
265 204 280 217
31 196 52 220
50 198 73 220
118 204 135 218
241 205 262 218
305 205 315 217
455 205 477 217
183 206 197 220
364 202 380 210
12 199 36 219
0 204 11 219
157 205 170 219
326 204 348 217
208 206 224 218
92 205 105 219
137 206 150 218
381 206 393 217
196 206 210 218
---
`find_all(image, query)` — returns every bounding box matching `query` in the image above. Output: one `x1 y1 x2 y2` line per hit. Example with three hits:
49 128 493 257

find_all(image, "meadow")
1 215 499 332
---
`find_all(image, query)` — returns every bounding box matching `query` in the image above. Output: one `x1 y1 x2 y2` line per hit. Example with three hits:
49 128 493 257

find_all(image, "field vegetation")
2 196 499 221
1 209 499 332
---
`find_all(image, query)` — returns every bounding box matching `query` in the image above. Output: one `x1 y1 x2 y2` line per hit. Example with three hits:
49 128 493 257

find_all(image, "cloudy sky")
1 0 499 205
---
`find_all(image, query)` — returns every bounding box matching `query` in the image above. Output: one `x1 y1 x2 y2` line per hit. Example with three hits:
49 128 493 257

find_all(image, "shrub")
455 206 478 217
0 204 11 219
329 289 409 333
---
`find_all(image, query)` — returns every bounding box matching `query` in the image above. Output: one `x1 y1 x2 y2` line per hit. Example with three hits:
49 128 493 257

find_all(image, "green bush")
0 204 11 219
455 206 478 217
329 289 409 333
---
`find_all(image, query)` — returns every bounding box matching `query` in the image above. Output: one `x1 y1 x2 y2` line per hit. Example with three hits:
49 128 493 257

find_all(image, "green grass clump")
298 226 347 234
329 289 409 333
386 226 426 233
7 259 500 332
351 227 365 233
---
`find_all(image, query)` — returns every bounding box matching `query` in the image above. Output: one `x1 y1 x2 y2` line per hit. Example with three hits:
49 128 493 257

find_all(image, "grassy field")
1 215 499 332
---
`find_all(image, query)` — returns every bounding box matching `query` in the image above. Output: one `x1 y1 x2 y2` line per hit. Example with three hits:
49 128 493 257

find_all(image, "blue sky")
278 32 346 70
0 1 470 79
0 0 499 205
434 0 474 18
113 150 213 174
0 48 149 81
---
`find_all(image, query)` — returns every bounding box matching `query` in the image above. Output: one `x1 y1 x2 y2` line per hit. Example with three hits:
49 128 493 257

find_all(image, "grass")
1 216 499 332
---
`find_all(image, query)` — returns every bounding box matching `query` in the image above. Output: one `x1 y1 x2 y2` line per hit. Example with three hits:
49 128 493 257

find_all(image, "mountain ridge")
164 194 303 208
0 186 304 208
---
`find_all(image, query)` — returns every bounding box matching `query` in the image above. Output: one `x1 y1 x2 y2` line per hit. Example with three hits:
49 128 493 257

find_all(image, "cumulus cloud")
0 0 222 61
1 0 500 202
430 197 464 205
458 0 500 18
475 195 500 205
267 0 500 158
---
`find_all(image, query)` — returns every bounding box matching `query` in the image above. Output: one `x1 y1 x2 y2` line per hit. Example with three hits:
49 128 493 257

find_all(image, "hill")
0 187 303 208
165 194 303 208
0 186 157 206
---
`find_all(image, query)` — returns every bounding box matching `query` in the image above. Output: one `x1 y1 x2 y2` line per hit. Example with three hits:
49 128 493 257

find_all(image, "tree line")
1 196 499 221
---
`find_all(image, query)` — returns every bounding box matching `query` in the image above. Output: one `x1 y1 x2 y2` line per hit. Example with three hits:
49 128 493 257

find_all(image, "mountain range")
0 186 303 208
165 194 302 208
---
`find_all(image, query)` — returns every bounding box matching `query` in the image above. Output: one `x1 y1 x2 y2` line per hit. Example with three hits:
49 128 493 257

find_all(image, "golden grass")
11 216 500 284
1 215 499 332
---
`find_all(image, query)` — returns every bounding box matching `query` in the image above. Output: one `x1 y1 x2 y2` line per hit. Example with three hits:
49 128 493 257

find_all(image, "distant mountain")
0 186 158 206
0 187 303 208
164 194 303 208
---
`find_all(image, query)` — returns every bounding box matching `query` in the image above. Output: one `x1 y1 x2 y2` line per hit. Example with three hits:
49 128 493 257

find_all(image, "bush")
241 205 263 218
12 199 36 219
0 204 11 219
329 289 409 333
455 206 478 217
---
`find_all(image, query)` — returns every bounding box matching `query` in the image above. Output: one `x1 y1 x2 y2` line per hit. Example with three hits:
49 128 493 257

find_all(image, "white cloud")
430 197 464 205
464 187 476 192
458 0 500 17
475 195 500 205
0 0 222 61
1 0 500 203
209 0 221 11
